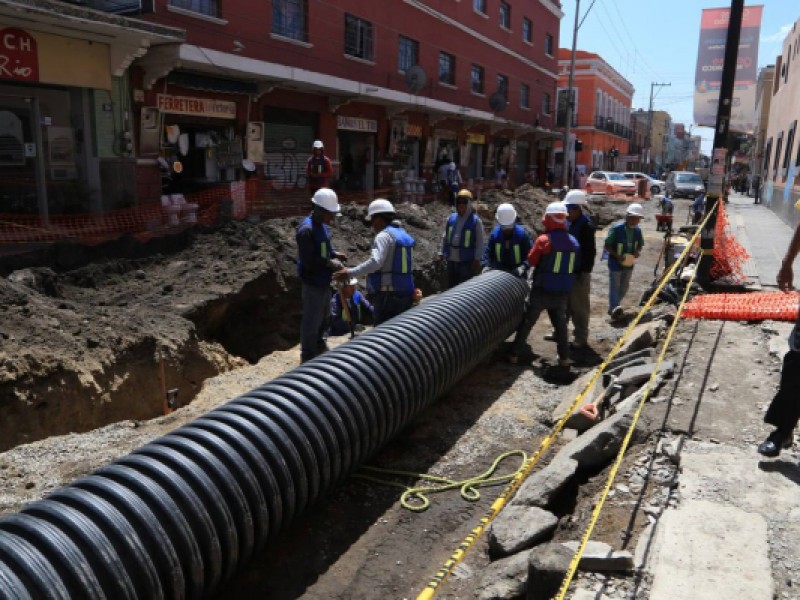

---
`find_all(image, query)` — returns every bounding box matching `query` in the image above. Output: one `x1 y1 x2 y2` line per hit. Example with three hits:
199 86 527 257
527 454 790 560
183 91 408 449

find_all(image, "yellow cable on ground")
554 230 702 600
353 450 528 512
416 208 716 600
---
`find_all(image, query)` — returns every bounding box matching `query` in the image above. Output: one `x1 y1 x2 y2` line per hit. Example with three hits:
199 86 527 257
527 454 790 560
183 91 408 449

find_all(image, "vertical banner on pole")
694 5 763 134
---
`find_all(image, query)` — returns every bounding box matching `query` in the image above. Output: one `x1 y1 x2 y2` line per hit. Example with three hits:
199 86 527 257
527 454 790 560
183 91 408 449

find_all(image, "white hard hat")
347 277 359 286
312 140 324 149
626 203 644 217
311 188 340 213
496 203 517 227
366 198 395 220
563 189 588 207
545 201 569 216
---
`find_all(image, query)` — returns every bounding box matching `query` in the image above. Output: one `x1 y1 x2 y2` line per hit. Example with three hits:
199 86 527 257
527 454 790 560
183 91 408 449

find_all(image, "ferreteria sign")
156 94 237 119
336 115 377 132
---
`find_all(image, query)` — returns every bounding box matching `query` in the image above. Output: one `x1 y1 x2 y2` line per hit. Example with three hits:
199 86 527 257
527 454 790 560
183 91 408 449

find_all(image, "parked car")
666 171 706 198
584 171 638 196
622 171 665 195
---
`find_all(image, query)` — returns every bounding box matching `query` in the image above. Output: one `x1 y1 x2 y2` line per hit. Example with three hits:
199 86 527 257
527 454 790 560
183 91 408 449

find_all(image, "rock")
526 542 573 600
561 541 634 572
513 458 578 508
660 435 684 466
488 506 559 557
617 323 660 358
475 550 532 600
616 361 675 388
558 398 639 469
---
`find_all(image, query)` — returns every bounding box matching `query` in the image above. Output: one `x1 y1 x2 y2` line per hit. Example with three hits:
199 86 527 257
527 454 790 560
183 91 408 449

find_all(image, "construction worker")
757 219 800 457
328 278 373 337
604 203 645 320
508 201 580 367
296 188 346 363
334 199 416 325
438 188 484 288
482 202 533 274
306 140 333 194
564 190 596 349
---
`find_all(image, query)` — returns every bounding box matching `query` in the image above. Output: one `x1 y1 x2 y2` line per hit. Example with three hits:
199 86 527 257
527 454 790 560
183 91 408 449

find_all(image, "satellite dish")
405 65 427 93
489 91 508 113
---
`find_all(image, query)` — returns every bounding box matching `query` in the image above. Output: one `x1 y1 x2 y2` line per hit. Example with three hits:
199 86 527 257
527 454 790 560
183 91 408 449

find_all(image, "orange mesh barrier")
682 291 799 321
710 199 749 282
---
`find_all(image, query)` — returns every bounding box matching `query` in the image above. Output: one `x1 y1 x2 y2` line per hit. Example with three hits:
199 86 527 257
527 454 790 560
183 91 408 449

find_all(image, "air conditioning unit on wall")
246 122 264 163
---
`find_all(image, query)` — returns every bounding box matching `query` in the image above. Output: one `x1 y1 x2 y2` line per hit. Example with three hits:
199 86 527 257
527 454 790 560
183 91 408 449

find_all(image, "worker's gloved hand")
514 264 528 279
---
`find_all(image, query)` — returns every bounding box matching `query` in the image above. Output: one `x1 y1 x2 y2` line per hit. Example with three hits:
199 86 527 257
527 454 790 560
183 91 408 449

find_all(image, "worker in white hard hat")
563 190 596 349
438 188 485 288
508 201 580 368
306 139 333 194
296 188 347 362
604 202 645 320
481 202 533 274
328 277 373 338
334 198 416 325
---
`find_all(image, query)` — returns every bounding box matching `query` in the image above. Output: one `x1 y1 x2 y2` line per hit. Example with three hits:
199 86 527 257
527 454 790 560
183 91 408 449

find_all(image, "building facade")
555 48 633 181
630 109 671 175
752 65 775 186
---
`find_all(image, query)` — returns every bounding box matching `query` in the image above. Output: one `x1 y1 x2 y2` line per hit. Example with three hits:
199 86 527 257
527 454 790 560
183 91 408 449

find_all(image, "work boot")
611 306 625 320
757 429 793 457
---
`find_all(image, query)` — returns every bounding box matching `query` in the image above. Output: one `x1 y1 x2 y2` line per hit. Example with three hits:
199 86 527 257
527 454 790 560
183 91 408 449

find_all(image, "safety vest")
307 155 329 182
534 229 580 293
608 222 643 270
367 225 415 295
445 212 479 262
296 215 333 285
488 225 528 271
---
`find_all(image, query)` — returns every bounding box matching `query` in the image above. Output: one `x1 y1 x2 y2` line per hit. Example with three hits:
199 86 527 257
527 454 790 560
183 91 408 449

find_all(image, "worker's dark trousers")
764 349 800 433
371 291 413 326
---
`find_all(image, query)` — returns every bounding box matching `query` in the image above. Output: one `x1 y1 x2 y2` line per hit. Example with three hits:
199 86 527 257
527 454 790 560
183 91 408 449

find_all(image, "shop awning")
168 72 258 96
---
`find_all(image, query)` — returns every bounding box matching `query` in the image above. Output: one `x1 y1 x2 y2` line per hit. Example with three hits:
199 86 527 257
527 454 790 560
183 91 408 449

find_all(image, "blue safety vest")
367 225 415 295
296 215 333 286
535 229 580 293
445 212 479 262
488 225 529 271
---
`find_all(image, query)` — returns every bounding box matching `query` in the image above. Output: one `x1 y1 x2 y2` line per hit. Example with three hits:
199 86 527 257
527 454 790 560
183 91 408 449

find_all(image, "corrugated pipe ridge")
0 270 528 600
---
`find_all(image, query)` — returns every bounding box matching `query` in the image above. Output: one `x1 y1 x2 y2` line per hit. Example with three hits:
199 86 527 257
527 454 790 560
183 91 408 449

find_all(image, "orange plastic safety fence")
682 291 799 321
710 200 749 282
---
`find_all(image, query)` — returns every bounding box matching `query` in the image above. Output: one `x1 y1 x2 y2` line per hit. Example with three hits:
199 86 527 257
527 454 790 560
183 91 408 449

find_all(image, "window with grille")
520 83 530 108
170 0 218 17
545 32 554 55
398 35 419 73
272 0 307 42
499 2 511 29
473 0 486 14
439 51 455 85
522 17 532 43
471 65 485 94
345 14 374 60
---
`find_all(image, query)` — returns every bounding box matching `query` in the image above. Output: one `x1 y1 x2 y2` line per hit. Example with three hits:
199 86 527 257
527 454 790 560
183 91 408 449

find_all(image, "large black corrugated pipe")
0 270 528 600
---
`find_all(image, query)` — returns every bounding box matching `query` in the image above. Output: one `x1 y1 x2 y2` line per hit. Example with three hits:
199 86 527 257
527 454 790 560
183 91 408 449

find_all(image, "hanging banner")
694 5 763 134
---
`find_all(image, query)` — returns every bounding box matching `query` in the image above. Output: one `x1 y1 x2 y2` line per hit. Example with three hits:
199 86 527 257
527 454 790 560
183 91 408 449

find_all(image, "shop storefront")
337 115 377 192
465 132 486 181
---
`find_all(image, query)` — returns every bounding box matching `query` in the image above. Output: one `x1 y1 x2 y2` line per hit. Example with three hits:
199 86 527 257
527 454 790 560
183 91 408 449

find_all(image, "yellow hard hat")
456 189 473 199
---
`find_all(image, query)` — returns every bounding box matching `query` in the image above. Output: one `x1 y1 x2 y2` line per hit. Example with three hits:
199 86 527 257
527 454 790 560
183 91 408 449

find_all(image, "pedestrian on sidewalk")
508 201 580 367
604 203 645 320
438 189 484 288
757 220 800 457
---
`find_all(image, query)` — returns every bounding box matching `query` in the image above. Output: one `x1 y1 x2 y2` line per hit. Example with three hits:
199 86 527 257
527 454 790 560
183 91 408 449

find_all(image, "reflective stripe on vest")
321 241 328 257
494 242 521 264
552 251 576 274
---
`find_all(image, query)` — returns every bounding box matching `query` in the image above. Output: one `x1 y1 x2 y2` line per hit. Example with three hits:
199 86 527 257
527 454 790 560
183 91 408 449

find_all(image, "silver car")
666 171 706 198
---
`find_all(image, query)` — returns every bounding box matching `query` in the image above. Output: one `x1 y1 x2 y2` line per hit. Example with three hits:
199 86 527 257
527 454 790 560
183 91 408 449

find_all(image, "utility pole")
561 0 580 188
645 82 670 174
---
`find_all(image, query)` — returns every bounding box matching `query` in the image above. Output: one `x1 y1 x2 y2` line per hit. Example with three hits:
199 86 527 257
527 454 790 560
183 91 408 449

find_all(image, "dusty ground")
4 188 789 599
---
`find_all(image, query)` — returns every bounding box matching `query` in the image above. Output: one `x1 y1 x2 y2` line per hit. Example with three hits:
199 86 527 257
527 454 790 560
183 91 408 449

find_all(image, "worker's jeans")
765 318 800 433
567 272 591 343
447 261 475 289
300 282 331 363
371 292 413 326
608 267 633 312
512 288 569 360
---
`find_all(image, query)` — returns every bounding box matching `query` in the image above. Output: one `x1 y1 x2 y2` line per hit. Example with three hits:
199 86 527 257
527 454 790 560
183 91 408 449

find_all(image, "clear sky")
559 0 797 154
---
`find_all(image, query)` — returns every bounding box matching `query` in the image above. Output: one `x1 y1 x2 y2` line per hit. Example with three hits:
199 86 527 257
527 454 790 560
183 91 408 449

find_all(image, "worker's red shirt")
527 217 568 267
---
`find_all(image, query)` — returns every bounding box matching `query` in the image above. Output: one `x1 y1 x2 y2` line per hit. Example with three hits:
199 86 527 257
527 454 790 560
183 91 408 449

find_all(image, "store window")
345 14 374 61
439 51 456 85
170 0 219 17
272 0 308 42
398 35 419 73
471 64 485 94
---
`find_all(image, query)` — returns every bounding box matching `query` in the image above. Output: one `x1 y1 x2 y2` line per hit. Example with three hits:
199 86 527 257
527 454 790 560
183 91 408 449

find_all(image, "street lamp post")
561 0 580 188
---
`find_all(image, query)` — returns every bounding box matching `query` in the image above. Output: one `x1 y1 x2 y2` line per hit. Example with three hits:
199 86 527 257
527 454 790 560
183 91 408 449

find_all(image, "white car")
622 172 666 195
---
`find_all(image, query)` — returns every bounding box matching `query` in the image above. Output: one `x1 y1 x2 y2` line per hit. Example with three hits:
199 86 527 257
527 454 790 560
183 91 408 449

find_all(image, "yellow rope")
416 207 717 600
354 450 528 512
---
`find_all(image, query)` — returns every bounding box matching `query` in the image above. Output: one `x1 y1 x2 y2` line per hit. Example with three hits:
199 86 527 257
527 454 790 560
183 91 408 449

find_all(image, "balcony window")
345 14 374 60
439 51 456 85
170 0 218 17
471 64 485 94
273 0 307 42
545 32 554 56
398 35 419 73
497 74 509 95
522 17 532 43
542 92 551 115
499 2 511 29
474 0 486 14
520 83 530 108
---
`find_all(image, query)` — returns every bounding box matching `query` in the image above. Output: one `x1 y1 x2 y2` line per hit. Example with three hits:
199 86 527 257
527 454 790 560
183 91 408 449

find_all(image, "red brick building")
555 48 633 182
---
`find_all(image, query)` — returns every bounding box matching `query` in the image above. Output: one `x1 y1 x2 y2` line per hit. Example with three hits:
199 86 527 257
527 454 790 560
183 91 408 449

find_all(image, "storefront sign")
337 116 377 132
156 94 237 119
466 133 485 144
406 124 422 138
0 28 38 82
